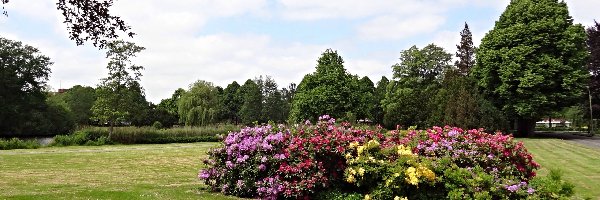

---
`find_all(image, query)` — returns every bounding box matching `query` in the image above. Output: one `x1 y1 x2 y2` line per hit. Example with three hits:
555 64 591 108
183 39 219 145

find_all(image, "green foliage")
258 76 287 123
373 76 389 125
73 125 239 145
0 37 52 136
239 79 263 125
355 76 375 121
392 44 452 83
0 138 41 150
152 121 163 129
383 44 452 129
52 131 112 146
178 80 220 126
289 49 364 122
314 189 363 200
62 85 97 125
428 70 508 131
530 169 575 200
219 82 242 124
91 40 146 136
473 0 589 135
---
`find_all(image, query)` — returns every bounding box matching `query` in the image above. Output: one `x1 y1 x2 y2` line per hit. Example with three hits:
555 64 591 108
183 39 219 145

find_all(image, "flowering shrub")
343 139 437 199
199 116 574 199
275 115 381 199
199 124 289 199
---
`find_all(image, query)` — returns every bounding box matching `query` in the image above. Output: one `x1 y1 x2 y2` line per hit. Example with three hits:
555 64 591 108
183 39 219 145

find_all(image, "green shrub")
51 131 112 146
152 121 163 129
0 138 41 150
54 124 240 146
529 169 575 199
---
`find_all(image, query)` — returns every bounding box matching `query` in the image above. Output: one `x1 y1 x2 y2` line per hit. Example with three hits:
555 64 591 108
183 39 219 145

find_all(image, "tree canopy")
473 0 589 136
289 49 363 122
0 37 52 135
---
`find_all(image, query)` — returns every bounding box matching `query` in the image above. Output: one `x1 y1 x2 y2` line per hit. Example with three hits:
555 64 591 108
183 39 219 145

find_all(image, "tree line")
2 0 599 137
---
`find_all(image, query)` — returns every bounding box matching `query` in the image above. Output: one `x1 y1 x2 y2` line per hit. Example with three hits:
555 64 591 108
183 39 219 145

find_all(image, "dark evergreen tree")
455 22 475 75
373 76 389 125
239 79 263 125
219 81 242 124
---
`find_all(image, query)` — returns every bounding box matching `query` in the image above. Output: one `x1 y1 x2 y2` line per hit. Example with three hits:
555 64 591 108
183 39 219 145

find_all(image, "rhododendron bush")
199 116 573 199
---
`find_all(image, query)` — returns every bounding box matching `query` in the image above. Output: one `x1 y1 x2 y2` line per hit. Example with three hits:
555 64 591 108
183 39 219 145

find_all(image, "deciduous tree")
473 0 589 136
91 40 145 137
0 37 52 136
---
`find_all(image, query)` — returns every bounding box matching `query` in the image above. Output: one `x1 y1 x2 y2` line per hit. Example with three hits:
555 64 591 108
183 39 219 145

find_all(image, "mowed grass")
1 139 599 199
520 138 600 199
0 143 239 200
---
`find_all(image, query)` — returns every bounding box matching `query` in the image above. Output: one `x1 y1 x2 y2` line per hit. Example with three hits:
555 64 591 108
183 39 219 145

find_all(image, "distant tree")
373 76 389 125
455 22 475 75
259 76 286 123
587 21 600 118
383 44 452 129
178 80 220 126
0 37 52 136
289 49 358 122
281 83 296 122
126 81 154 126
392 44 452 83
473 0 589 136
355 76 375 121
91 40 145 137
218 82 242 124
239 79 263 125
428 69 508 131
2 0 134 48
62 85 96 125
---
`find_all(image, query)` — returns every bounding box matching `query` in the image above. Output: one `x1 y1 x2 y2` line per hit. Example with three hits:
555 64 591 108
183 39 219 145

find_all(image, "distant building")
536 118 572 128
57 89 69 94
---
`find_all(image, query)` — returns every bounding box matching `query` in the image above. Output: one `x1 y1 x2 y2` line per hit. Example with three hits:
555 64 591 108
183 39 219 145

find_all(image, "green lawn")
1 140 599 199
0 143 237 200
520 138 600 199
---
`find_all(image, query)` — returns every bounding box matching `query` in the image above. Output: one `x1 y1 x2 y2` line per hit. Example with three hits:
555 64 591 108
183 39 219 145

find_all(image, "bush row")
199 116 575 199
51 124 241 146
0 138 41 150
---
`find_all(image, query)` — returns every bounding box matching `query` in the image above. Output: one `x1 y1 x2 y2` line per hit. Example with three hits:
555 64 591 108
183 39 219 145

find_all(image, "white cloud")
359 15 445 40
565 0 600 26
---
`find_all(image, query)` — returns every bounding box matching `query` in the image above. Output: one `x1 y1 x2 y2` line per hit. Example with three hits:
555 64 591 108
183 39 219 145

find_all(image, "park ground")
0 136 599 199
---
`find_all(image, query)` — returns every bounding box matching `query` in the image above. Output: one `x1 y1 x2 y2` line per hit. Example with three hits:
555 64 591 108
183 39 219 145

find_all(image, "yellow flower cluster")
394 196 408 200
364 194 371 200
405 167 419 185
397 145 413 156
346 166 367 183
404 165 436 186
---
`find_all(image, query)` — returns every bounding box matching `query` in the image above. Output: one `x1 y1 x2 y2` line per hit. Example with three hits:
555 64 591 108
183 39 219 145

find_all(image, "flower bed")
199 116 574 199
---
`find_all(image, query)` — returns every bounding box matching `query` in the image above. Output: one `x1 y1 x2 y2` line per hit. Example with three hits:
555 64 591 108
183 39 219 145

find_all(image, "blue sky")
1 0 598 103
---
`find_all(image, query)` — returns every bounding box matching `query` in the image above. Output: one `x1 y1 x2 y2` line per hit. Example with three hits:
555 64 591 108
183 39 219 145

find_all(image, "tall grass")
53 124 241 146
0 138 41 150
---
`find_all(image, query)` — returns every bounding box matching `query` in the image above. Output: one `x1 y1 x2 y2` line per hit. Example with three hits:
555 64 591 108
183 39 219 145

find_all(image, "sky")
1 0 598 103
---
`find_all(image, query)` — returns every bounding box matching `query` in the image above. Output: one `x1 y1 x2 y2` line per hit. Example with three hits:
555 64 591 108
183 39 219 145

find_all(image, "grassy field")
0 143 238 200
1 139 599 199
520 138 600 199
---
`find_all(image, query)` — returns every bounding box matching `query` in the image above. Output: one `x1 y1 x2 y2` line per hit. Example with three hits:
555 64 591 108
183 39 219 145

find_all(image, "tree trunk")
109 121 114 139
515 117 536 137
